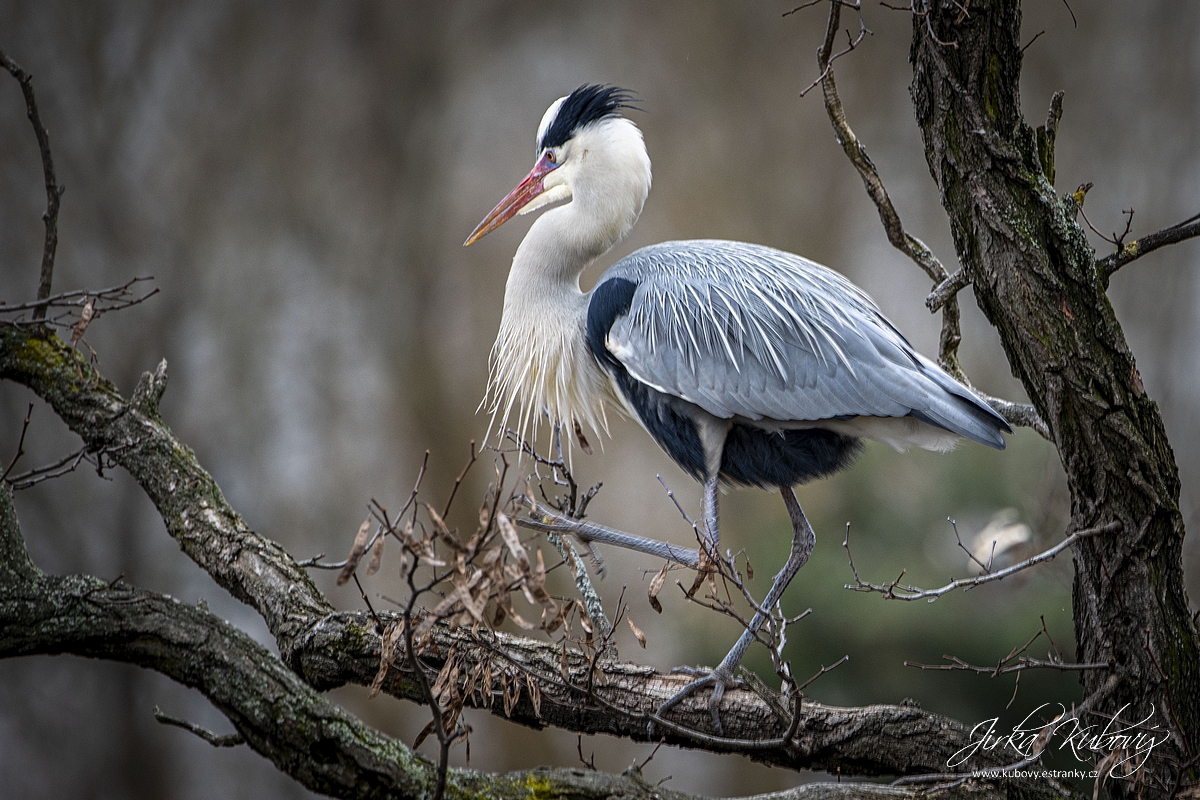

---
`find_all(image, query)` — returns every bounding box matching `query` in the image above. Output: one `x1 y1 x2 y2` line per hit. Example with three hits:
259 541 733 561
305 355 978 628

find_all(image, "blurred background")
0 2 1197 797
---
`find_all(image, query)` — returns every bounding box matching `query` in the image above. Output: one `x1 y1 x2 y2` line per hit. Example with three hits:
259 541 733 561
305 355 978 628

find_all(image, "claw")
658 665 741 735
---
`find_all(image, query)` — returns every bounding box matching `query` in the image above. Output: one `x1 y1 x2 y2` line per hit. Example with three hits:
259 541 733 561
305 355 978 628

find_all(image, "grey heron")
465 84 1010 732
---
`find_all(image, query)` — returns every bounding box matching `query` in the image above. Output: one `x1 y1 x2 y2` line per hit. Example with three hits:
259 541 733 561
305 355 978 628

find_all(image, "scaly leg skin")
658 486 816 735
703 474 720 553
520 473 725 569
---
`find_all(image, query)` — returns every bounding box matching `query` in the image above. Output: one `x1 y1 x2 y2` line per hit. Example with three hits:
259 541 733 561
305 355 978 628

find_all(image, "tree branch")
845 521 1120 601
0 326 1049 784
1097 212 1200 279
811 0 967 379
809 1 1048 441
0 480 1031 799
0 48 62 317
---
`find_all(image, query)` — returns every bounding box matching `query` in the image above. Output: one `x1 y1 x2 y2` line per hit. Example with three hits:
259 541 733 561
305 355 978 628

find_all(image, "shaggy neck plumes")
486 117 651 445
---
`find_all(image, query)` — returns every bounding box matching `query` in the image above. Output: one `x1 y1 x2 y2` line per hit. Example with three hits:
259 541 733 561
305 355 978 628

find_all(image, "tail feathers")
913 358 1012 450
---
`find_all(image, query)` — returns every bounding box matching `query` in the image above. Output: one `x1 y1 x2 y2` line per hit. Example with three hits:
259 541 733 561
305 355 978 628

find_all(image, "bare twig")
153 706 245 747
441 440 477 517
636 738 666 771
948 517 992 574
846 521 1122 601
906 654 1111 675
352 573 384 634
797 4 871 99
1 404 34 482
0 278 159 335
809 0 972 380
796 655 850 693
656 474 704 544
0 48 62 317
5 445 90 490
924 270 970 313
1098 211 1200 278
403 559 453 800
576 733 597 770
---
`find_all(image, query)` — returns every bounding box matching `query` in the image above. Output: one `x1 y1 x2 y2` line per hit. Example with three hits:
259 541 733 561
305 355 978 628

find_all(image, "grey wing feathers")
599 240 1010 449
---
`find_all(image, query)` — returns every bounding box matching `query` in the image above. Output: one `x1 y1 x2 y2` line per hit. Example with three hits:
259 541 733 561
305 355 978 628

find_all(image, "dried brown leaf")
627 617 647 648
368 619 404 698
503 670 521 717
427 504 467 556
541 601 563 634
745 558 754 581
496 513 531 571
481 660 494 708
337 518 373 585
573 418 593 455
70 297 95 344
415 531 447 567
560 646 571 684
477 499 491 538
441 665 461 707
648 563 668 614
366 534 385 575
427 504 452 539
431 647 459 701
413 718 438 750
497 593 536 630
577 599 594 638
526 673 542 719
528 549 552 606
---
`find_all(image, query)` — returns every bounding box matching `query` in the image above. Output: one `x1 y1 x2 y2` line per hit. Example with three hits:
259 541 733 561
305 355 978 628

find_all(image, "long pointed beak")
464 155 558 246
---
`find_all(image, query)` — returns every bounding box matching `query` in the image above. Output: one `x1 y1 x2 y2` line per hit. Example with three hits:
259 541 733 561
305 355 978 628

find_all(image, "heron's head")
465 84 651 247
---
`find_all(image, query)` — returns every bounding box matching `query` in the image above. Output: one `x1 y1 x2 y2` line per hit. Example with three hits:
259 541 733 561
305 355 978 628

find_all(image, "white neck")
487 116 652 444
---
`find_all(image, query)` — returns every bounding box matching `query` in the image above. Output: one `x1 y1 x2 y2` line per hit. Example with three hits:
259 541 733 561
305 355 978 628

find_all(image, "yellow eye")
545 150 557 164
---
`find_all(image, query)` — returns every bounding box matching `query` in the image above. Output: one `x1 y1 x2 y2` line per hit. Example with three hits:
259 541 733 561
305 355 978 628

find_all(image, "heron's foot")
658 664 743 736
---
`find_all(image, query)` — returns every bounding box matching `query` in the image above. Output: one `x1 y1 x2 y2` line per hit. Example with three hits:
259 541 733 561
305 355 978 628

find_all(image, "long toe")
657 665 739 736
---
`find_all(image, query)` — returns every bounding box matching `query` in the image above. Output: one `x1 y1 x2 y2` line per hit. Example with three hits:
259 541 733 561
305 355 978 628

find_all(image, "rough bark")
909 2 1199 795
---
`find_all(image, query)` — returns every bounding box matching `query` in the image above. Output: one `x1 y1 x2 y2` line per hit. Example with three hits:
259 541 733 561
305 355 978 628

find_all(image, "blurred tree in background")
0 2 1198 798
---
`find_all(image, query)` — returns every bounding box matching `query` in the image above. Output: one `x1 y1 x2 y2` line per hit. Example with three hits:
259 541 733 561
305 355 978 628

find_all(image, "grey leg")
658 486 816 735
518 475 724 569
703 474 720 552
518 506 702 568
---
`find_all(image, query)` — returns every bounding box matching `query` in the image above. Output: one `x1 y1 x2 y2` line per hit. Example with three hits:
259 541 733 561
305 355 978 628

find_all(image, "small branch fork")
1097 211 1200 279
907 616 1112 709
796 0 1047 439
153 707 245 748
0 277 159 333
844 520 1121 601
0 48 63 318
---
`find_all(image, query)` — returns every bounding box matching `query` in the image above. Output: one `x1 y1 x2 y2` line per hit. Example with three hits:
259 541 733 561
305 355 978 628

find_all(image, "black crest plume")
538 84 638 151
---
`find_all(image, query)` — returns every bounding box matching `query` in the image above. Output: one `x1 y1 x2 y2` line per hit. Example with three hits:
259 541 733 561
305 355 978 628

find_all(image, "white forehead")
535 95 569 152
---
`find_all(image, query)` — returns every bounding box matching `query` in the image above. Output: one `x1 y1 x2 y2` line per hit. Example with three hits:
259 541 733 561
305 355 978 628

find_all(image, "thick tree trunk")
909 2 1199 795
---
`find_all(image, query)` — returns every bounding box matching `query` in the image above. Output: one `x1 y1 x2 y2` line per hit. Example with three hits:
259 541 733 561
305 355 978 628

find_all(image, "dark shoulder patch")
540 85 638 150
586 277 638 368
